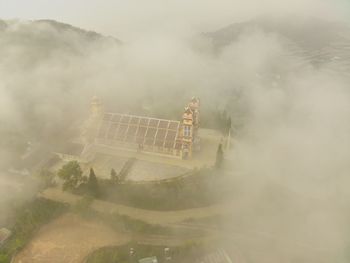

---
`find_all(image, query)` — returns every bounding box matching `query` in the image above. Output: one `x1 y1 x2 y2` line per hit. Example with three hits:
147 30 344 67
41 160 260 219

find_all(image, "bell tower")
188 97 200 144
82 96 104 145
181 106 194 159
180 97 201 159
90 96 104 119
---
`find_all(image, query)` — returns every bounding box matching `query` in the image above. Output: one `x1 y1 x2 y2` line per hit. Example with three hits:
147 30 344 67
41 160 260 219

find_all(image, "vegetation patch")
85 242 208 263
59 161 235 211
0 198 67 263
72 205 172 236
101 168 234 210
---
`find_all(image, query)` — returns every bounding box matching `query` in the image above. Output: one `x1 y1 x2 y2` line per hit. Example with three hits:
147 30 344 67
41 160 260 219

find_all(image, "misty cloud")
0 1 350 261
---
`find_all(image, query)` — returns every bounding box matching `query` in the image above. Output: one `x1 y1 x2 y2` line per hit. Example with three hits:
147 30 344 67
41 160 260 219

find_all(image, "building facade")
84 97 200 159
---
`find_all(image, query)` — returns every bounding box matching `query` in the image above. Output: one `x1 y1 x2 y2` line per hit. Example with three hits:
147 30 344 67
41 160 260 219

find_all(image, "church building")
83 96 201 159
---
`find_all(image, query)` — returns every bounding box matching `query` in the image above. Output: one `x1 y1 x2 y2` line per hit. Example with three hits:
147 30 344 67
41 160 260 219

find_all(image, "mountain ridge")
205 16 350 75
0 18 121 44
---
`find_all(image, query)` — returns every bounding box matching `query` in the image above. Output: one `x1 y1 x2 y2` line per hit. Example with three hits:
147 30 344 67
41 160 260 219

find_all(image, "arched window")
184 126 191 137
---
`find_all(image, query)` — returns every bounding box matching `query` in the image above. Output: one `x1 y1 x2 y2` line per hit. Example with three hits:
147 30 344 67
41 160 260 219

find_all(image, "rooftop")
96 112 182 150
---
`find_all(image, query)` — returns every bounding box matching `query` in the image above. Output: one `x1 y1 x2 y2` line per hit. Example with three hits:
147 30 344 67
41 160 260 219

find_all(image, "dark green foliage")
73 208 171 236
0 198 67 263
58 161 85 191
225 116 232 135
0 254 9 263
111 213 169 234
87 168 100 197
110 168 118 182
36 169 55 189
97 168 232 211
216 110 232 136
200 108 232 134
118 158 136 181
215 143 224 169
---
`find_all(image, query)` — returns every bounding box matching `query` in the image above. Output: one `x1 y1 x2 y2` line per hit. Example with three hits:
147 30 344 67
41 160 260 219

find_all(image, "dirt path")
14 213 130 263
39 188 232 225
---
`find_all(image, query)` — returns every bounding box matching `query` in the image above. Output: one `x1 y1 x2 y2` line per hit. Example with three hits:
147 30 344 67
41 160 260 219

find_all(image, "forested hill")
0 19 121 66
206 16 350 75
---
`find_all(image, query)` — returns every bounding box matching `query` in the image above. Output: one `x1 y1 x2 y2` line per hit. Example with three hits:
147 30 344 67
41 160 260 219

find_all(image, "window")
184 126 191 137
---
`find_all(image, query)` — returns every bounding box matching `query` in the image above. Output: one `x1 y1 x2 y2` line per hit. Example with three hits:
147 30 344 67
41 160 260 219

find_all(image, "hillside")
206 16 350 75
0 19 120 67
0 19 122 168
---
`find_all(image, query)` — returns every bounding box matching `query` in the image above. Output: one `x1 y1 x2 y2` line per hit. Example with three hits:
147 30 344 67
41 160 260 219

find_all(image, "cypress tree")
111 168 120 184
226 117 232 135
215 143 224 169
88 168 99 197
111 168 117 181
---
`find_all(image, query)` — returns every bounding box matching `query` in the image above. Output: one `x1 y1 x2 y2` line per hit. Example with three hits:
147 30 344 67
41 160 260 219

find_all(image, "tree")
58 161 84 191
220 110 228 133
87 168 100 197
110 168 118 182
215 143 224 169
37 169 55 189
226 116 232 136
0 254 9 263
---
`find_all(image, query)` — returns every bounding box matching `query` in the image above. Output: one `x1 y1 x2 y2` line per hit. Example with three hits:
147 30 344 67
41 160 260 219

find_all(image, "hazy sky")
0 0 349 39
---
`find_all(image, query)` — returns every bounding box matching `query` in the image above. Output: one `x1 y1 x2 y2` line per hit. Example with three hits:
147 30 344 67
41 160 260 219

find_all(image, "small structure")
139 256 158 263
164 247 171 261
0 228 12 247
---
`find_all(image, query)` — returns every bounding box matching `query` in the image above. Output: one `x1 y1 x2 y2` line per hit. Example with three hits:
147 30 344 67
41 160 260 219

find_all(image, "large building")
83 96 201 159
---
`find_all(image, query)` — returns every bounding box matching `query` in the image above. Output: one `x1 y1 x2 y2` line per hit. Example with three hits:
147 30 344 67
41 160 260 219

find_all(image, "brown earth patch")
14 213 129 263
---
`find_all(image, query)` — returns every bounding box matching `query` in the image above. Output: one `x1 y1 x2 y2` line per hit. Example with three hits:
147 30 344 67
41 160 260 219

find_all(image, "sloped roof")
96 113 182 150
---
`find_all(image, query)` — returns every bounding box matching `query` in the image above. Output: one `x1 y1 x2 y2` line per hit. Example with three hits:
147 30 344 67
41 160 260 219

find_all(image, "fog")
0 0 348 39
1 0 350 261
